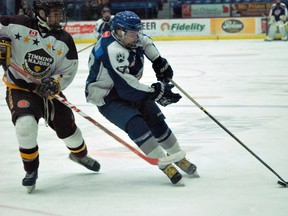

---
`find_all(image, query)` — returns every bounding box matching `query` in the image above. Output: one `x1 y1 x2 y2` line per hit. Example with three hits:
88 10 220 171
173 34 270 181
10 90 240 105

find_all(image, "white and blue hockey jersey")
85 31 161 106
94 15 114 39
0 15 78 92
269 2 288 22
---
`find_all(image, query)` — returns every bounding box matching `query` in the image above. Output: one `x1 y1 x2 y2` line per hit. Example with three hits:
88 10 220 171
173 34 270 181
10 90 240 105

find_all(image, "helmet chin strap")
103 16 110 22
36 13 65 31
112 30 127 48
36 15 51 31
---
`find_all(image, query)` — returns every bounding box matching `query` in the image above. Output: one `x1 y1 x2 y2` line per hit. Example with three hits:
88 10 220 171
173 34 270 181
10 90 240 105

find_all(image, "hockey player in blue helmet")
111 10 142 49
85 11 199 185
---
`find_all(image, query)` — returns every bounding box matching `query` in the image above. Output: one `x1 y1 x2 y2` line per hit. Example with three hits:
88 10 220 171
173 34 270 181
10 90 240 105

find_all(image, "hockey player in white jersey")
94 7 114 40
266 0 288 41
85 11 199 185
0 0 100 193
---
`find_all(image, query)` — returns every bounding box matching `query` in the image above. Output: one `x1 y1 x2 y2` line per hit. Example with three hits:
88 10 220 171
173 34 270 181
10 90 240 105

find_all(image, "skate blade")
187 170 200 178
25 184 36 194
174 179 185 187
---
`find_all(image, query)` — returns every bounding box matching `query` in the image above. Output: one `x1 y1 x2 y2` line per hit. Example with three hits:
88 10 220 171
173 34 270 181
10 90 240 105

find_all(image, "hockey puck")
277 181 287 187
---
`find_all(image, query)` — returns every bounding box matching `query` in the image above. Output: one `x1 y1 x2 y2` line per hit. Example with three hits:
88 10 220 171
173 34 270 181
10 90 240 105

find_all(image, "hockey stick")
77 42 96 53
9 63 185 167
170 79 288 187
51 94 184 167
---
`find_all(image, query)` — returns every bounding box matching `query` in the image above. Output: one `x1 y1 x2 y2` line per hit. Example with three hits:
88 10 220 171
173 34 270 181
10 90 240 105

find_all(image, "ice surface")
1 40 288 216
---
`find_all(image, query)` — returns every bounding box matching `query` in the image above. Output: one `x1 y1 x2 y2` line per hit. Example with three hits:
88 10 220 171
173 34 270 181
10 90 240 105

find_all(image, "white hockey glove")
280 15 287 22
268 16 276 25
150 82 181 107
0 37 12 70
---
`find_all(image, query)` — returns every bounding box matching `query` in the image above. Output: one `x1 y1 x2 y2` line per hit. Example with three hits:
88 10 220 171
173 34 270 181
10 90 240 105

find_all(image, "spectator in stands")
100 0 111 8
94 7 114 39
80 0 93 20
18 8 25 15
19 0 33 17
90 0 100 19
265 0 288 41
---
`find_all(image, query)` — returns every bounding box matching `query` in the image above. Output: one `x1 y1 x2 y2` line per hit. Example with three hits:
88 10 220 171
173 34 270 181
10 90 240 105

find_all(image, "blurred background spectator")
65 0 112 21
18 0 33 17
81 0 93 20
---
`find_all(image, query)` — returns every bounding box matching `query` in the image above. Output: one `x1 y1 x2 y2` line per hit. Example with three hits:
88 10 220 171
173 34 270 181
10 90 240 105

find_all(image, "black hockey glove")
0 37 12 70
151 82 182 107
35 77 60 99
152 57 173 83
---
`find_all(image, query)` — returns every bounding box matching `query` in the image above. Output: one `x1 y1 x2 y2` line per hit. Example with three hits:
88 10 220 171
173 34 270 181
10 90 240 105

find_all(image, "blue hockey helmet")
112 11 142 32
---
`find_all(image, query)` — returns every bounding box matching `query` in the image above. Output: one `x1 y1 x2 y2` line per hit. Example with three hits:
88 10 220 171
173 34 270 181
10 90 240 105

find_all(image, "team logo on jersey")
23 48 54 78
116 65 129 74
275 9 282 16
29 30 38 38
17 100 30 108
102 31 111 38
116 52 125 63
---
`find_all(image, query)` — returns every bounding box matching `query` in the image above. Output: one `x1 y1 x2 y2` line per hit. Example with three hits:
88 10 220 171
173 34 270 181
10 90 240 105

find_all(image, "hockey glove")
268 16 276 25
0 37 12 70
35 77 60 99
151 82 182 107
152 57 173 83
280 15 287 22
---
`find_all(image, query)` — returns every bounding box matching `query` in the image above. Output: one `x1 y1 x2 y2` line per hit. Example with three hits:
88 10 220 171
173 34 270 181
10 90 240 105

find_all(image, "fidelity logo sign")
222 19 244 33
161 22 205 32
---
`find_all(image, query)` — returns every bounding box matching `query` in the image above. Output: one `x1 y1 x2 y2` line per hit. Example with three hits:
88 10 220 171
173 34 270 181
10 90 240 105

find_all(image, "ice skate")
22 170 38 193
161 164 184 186
175 158 200 178
69 153 100 172
264 37 273 41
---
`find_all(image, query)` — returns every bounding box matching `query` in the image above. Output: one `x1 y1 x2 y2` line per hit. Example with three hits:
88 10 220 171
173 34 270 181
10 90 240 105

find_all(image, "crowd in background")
0 0 162 20
66 0 111 21
0 0 281 21
0 0 111 21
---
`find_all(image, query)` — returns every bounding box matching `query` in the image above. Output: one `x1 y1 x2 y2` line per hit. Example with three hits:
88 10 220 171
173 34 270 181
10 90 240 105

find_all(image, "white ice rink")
0 39 288 216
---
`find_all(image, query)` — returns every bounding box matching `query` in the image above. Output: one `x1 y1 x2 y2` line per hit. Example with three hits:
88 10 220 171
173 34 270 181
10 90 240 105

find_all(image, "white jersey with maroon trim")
0 15 78 91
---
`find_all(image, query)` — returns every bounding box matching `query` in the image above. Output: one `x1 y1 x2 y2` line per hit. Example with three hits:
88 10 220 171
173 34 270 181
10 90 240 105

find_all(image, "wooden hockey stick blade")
158 150 186 167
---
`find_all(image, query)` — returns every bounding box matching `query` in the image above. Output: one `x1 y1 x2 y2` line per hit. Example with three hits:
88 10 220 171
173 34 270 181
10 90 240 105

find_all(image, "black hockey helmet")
33 0 66 31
